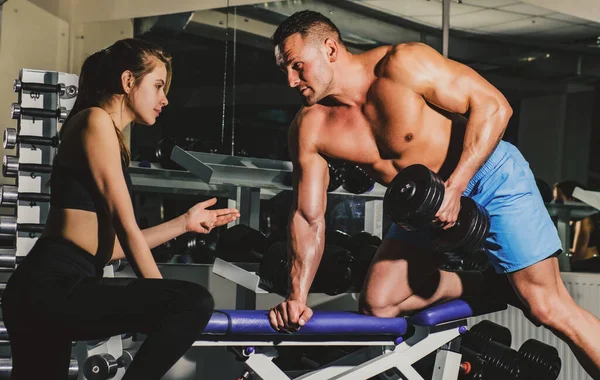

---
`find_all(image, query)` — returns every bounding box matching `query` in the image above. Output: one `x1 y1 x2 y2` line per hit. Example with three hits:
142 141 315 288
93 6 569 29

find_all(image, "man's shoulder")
292 106 328 132
376 42 434 74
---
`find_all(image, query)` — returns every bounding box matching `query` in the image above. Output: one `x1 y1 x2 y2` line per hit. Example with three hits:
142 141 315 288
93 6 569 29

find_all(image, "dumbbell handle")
11 103 68 121
13 79 78 98
14 79 64 94
3 156 52 177
4 128 59 149
0 185 50 206
0 254 22 270
0 216 44 236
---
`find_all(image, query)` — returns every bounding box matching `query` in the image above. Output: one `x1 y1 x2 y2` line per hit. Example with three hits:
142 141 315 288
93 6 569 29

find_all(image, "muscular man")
268 10 600 377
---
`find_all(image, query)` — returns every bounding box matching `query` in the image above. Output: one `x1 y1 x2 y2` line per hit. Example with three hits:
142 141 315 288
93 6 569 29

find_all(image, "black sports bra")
50 162 133 212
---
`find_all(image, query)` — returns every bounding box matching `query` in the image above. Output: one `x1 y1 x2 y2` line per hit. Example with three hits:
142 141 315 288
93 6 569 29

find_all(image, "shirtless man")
268 10 600 377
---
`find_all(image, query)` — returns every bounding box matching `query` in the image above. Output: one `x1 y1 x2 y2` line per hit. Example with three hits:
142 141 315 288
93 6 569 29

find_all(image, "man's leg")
508 256 600 379
358 238 488 317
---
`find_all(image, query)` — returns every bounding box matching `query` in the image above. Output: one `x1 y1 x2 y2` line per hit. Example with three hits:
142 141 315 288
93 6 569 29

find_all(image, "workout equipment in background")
459 320 561 380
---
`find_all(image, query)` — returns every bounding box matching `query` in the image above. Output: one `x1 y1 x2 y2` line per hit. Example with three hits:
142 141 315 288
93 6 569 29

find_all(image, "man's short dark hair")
272 10 344 47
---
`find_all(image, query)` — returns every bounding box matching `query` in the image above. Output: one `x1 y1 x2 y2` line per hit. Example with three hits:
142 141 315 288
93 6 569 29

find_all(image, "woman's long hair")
63 38 172 165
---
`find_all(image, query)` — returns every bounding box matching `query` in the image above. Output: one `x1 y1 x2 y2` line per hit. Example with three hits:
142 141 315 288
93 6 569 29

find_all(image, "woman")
1 38 240 379
553 180 600 269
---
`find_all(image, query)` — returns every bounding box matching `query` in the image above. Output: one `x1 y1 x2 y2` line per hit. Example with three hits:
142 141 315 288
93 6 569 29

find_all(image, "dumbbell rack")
1 69 77 265
0 69 80 377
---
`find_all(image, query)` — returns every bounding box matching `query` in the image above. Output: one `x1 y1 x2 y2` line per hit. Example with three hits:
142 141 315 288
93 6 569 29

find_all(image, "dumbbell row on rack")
459 320 561 380
4 127 59 150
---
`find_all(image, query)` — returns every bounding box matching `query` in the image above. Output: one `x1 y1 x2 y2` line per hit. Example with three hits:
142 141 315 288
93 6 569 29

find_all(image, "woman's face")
129 61 169 126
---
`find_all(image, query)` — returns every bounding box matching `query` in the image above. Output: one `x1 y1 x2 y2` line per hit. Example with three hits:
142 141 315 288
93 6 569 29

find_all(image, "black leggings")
1 237 214 380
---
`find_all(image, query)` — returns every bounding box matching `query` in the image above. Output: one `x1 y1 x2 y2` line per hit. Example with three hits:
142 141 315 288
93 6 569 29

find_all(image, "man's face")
275 33 332 106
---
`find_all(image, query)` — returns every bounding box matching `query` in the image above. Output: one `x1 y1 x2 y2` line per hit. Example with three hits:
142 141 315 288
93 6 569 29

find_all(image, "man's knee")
358 291 400 318
526 294 573 332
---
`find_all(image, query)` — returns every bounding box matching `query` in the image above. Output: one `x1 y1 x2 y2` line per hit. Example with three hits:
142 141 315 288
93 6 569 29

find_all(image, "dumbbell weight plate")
327 159 344 192
418 173 445 227
455 200 490 254
350 232 382 250
433 197 489 252
384 164 444 231
351 244 377 291
218 224 267 263
326 230 353 252
517 339 561 380
312 245 354 295
464 202 490 253
341 164 375 194
259 241 289 294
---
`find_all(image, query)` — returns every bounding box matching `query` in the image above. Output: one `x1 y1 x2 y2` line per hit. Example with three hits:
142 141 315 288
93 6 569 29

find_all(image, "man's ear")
324 38 339 63
121 70 135 94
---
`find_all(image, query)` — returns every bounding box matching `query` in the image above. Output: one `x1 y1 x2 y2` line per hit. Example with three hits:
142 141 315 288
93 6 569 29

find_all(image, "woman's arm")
572 217 594 261
83 108 161 278
110 198 240 261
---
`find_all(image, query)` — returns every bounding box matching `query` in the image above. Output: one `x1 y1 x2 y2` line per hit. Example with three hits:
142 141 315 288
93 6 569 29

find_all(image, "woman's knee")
167 280 214 318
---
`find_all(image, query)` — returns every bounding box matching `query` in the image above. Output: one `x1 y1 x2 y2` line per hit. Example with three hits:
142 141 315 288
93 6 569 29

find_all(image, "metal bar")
442 0 450 57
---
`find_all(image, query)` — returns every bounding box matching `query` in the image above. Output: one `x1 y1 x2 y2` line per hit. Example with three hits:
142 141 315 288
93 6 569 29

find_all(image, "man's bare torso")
297 44 467 185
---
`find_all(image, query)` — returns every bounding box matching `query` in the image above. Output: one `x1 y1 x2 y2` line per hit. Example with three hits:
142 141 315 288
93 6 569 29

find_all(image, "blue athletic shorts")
385 141 562 274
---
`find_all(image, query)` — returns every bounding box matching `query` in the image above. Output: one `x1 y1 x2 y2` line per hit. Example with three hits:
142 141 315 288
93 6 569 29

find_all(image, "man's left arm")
387 43 513 226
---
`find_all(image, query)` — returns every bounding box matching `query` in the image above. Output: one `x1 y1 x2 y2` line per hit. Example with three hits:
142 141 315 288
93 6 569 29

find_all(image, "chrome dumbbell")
0 216 44 237
13 79 78 99
4 128 59 150
3 156 52 177
0 185 51 206
11 103 68 122
0 248 20 272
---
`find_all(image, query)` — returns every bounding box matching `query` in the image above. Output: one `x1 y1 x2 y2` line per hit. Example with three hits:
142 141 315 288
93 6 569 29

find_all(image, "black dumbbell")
0 216 44 236
218 224 268 263
0 185 51 206
384 164 490 254
13 79 78 98
151 241 176 263
83 350 134 380
340 163 375 194
259 241 289 294
517 339 561 380
326 158 344 192
312 244 355 295
174 233 219 264
460 321 518 380
3 156 52 177
11 103 68 122
4 128 59 149
325 230 381 292
349 232 382 291
155 137 182 170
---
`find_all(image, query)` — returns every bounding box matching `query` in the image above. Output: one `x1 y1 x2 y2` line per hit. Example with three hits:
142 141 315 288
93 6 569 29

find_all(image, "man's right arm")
287 122 329 304
269 111 329 331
